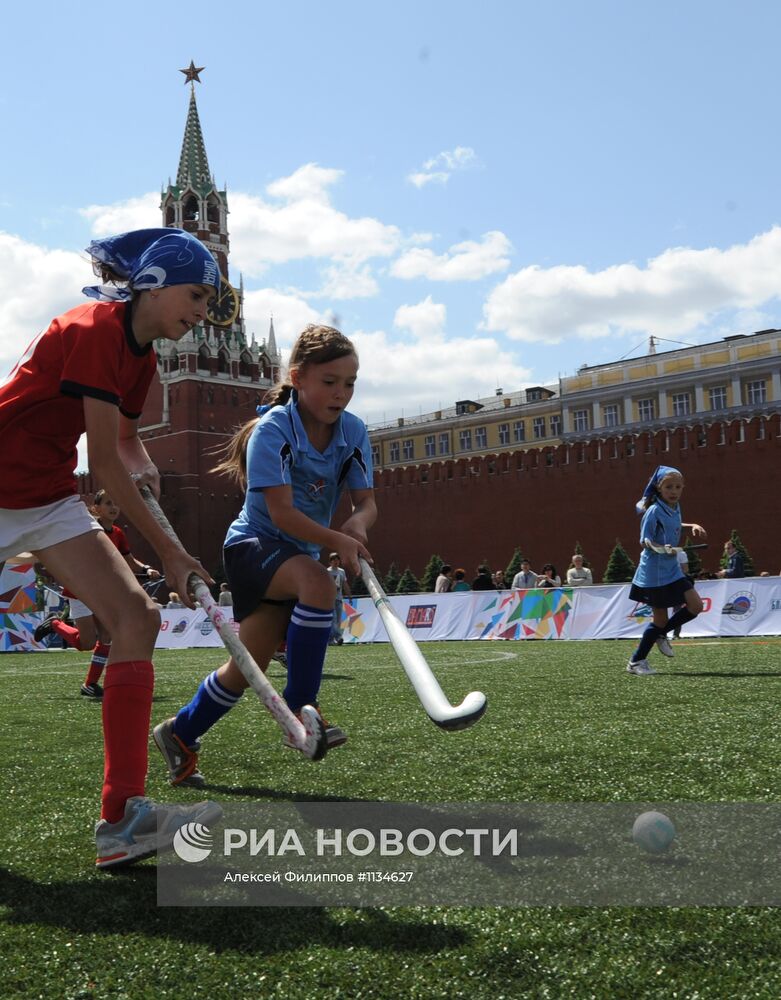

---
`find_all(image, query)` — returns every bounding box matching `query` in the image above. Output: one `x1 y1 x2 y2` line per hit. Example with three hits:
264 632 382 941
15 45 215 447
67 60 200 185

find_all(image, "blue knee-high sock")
631 623 663 663
174 670 243 746
283 603 333 712
663 607 696 635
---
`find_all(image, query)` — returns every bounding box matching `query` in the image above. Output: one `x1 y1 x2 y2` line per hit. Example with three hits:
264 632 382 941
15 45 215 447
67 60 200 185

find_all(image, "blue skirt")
628 576 693 609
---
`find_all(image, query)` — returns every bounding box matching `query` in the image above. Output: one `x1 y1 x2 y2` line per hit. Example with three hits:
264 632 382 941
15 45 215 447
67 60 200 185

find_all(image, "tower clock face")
207 278 239 327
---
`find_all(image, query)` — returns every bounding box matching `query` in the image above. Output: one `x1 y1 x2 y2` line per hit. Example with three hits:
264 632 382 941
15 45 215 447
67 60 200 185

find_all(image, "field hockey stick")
140 487 327 760
644 540 708 556
359 557 487 731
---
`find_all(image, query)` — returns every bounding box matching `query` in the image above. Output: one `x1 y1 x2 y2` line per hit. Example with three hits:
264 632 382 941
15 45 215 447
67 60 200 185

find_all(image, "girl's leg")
663 588 703 635
42 613 96 651
155 603 290 785
629 608 669 665
34 531 160 822
83 617 111 692
265 557 336 713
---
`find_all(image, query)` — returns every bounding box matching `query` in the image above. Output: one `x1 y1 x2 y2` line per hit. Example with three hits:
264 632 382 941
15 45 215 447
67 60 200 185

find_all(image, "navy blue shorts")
223 538 304 622
629 576 694 610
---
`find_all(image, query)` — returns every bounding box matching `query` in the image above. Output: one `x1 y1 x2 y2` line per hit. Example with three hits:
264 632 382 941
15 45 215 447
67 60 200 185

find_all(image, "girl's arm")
263 485 372 575
682 522 707 538
118 412 160 497
124 553 161 579
338 489 377 547
84 398 212 605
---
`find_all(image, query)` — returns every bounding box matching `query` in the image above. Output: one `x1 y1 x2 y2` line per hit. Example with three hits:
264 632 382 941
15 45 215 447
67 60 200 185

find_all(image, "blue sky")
2 0 781 427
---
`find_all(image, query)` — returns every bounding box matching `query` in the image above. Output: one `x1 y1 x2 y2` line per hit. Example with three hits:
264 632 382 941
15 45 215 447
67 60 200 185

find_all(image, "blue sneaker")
95 796 222 870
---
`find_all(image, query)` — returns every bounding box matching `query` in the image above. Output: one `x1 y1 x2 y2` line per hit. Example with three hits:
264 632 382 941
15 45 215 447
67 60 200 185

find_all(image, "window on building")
533 417 546 439
513 420 526 442
672 392 691 416
573 409 589 433
498 423 510 446
475 426 487 448
371 444 380 467
424 435 435 457
402 439 414 461
550 414 562 437
745 380 767 405
438 432 450 455
603 404 619 427
389 441 400 463
459 429 472 451
638 398 655 422
709 386 727 411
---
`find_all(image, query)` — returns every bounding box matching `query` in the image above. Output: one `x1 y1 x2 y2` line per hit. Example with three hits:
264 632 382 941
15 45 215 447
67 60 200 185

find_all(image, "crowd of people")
434 555 594 593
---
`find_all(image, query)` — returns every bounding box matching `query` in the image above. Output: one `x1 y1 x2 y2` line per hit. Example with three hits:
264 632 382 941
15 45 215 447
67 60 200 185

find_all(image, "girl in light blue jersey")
626 465 707 676
153 325 376 784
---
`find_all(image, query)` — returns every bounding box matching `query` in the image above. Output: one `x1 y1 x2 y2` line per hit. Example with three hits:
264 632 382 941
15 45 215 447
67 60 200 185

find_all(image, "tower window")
184 195 199 222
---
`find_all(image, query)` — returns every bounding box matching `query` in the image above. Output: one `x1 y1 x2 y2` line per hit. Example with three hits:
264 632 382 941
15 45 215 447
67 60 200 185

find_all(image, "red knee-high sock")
51 618 87 651
101 660 154 823
85 642 111 686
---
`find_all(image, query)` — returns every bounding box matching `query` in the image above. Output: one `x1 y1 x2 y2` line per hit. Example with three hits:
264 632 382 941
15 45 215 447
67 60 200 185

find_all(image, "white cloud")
317 261 379 300
0 233 85 377
350 325 532 425
394 296 446 339
80 192 160 235
242 288 322 354
407 146 477 188
483 226 781 343
230 165 401 276
392 231 512 281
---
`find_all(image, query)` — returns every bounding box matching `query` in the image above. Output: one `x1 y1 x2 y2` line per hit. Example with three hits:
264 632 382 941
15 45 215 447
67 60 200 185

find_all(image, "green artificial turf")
1 638 781 998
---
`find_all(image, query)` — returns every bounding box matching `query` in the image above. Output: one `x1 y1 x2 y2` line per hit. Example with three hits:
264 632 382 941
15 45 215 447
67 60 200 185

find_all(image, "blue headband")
82 228 220 301
635 464 681 514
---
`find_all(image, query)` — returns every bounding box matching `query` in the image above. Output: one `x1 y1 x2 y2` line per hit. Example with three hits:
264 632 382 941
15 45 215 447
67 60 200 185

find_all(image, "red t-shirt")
62 523 132 599
0 301 156 509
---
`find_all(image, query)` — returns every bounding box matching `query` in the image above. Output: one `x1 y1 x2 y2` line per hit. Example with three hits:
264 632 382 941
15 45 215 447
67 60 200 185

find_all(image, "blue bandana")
82 228 220 301
635 464 681 514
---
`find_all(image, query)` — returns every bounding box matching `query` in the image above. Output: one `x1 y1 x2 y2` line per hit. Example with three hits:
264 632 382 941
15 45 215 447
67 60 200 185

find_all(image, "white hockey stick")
140 487 327 760
359 558 487 731
644 540 708 556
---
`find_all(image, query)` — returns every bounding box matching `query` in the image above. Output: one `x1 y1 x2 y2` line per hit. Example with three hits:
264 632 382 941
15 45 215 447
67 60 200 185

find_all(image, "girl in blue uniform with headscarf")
626 465 707 675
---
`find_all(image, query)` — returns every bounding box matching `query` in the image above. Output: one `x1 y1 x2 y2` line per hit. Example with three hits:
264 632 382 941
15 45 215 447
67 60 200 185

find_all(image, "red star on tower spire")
180 61 205 84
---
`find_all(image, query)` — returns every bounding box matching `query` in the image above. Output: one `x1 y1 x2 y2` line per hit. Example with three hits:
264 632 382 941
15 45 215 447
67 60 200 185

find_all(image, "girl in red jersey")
0 228 222 869
35 489 162 699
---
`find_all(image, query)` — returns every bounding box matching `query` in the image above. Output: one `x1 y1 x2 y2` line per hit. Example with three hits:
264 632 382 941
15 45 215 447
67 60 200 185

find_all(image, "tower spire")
176 65 211 194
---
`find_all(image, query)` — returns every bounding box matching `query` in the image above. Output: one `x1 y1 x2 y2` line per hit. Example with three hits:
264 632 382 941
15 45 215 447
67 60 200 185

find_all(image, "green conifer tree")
396 567 421 594
420 554 444 592
504 546 525 584
383 562 402 594
603 540 636 583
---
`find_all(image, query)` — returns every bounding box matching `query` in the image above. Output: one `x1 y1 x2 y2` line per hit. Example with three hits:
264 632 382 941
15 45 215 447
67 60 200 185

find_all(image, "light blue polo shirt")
224 392 373 558
633 499 684 589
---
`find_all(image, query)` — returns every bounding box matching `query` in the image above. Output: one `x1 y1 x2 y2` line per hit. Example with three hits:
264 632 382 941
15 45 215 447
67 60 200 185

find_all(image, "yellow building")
369 328 781 469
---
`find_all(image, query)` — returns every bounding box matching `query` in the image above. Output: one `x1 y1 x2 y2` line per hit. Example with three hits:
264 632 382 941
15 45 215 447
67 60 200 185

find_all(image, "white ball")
632 811 676 854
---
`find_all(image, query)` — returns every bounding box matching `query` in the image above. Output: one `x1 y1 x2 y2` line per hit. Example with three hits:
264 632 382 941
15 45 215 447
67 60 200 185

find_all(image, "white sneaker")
95 796 222 870
656 635 674 658
627 659 656 675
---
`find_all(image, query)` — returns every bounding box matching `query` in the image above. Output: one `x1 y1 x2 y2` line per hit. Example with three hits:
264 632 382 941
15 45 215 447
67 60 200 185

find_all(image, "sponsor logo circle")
173 822 213 862
721 591 756 620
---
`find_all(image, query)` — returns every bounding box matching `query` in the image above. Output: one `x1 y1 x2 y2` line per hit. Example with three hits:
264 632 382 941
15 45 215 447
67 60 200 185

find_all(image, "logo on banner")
721 591 756 620
199 619 215 636
172 618 189 634
406 605 437 628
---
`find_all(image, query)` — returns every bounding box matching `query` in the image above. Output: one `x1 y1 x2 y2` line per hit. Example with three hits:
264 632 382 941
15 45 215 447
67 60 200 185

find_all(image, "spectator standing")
536 564 561 588
218 583 233 607
511 559 537 590
435 564 453 593
452 569 471 592
471 565 494 590
566 554 593 587
717 540 745 579
166 592 185 609
326 552 350 644
492 570 506 589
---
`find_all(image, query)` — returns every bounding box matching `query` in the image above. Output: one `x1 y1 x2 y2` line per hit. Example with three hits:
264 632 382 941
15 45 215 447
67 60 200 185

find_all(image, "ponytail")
211 418 259 491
